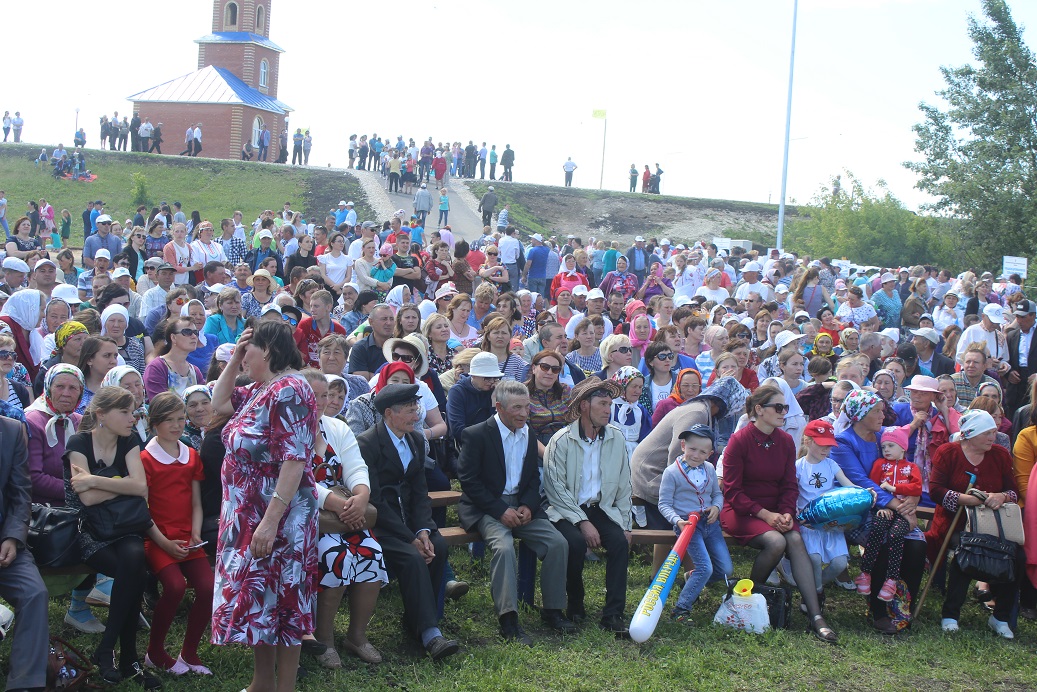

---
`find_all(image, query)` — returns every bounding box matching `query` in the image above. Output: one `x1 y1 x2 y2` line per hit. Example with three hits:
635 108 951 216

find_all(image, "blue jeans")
675 519 732 611
528 277 547 299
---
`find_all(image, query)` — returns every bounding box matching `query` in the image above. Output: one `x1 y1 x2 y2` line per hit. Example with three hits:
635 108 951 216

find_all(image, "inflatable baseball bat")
629 512 700 643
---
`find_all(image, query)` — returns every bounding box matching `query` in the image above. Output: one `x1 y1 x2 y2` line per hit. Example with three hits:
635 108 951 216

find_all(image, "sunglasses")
760 403 790 414
282 315 299 326
486 252 498 256
615 346 633 354
175 328 199 337
133 234 145 239
392 352 417 364
537 362 563 374
0 350 16 360
655 352 675 361
97 222 112 226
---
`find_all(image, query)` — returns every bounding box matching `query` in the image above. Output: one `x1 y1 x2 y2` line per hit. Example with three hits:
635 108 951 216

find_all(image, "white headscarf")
0 289 44 365
100 304 129 336
761 376 807 451
386 285 407 312
179 299 208 347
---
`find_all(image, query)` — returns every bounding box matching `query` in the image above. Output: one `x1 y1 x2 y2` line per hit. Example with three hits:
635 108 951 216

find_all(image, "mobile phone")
187 541 208 550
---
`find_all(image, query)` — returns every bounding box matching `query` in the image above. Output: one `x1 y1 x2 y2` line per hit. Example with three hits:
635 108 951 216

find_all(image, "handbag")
954 507 1018 584
46 636 93 691
967 497 1024 545
316 467 377 535
27 504 82 568
80 463 152 541
715 580 792 631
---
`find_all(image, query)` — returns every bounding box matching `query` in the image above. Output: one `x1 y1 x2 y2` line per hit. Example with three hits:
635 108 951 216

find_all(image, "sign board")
712 237 732 252
1003 256 1028 279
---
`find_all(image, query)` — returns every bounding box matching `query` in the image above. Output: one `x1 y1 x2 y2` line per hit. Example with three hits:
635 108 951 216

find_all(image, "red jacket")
868 457 922 497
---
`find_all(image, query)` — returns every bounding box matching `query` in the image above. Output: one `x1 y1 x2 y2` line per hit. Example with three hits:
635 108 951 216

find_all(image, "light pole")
75 108 80 132
775 0 798 251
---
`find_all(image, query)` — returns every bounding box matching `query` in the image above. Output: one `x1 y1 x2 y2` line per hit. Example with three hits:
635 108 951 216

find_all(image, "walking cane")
912 471 977 618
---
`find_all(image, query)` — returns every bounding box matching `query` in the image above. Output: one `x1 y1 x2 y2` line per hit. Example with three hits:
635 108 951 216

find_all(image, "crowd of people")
351 137 516 194
2 193 1037 689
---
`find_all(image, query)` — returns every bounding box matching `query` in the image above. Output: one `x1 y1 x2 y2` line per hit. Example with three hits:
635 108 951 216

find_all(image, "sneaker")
0 602 13 641
988 616 1014 639
834 578 857 591
854 572 872 596
877 579 897 602
941 618 959 632
444 580 469 600
64 607 106 634
86 575 114 607
671 608 693 625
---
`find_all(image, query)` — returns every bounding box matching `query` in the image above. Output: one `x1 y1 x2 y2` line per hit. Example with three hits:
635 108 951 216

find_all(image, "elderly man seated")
457 381 575 645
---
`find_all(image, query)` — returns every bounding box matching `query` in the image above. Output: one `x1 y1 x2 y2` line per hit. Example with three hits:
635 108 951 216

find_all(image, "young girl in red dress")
141 392 214 675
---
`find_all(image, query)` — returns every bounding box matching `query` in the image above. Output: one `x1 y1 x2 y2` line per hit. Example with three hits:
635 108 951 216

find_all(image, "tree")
905 0 1037 270
784 173 960 270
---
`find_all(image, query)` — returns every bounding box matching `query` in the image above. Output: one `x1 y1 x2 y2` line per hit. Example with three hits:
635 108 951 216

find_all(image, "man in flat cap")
356 383 460 660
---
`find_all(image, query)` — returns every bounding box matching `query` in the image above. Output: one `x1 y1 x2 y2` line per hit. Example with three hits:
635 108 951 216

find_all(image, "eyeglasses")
133 234 145 239
486 252 498 256
97 222 111 226
392 352 417 364
537 362 563 374
656 352 675 361
0 350 16 360
760 403 790 414
175 328 199 337
282 315 299 326
615 346 633 354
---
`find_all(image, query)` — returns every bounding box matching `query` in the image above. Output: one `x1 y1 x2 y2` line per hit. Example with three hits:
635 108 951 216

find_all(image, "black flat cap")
374 383 420 413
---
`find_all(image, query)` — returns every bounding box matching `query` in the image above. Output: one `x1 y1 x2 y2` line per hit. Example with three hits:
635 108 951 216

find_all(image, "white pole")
776 0 798 251
599 118 607 190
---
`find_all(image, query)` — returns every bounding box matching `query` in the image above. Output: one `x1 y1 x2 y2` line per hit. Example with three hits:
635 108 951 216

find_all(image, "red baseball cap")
803 419 837 446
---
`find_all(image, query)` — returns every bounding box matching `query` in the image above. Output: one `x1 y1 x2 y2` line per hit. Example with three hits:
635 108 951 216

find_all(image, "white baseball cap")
983 303 1004 324
572 285 589 297
257 229 274 240
94 249 112 261
587 288 605 300
634 236 645 242
111 267 131 279
743 261 762 273
910 327 940 345
2 257 29 272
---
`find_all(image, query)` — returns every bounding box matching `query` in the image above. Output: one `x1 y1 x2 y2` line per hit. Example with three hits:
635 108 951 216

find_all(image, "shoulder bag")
27 504 82 568
954 505 1019 584
316 464 377 535
80 463 153 542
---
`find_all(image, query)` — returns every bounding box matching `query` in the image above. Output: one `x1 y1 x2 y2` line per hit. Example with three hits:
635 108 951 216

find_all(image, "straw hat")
247 268 274 287
563 376 623 423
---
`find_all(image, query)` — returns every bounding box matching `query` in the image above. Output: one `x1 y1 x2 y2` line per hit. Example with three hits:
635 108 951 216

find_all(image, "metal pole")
599 118 607 190
776 0 798 251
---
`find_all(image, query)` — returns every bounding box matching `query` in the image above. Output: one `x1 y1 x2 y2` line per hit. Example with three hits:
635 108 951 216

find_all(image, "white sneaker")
834 579 857 591
0 602 13 641
988 616 1014 639
941 618 959 632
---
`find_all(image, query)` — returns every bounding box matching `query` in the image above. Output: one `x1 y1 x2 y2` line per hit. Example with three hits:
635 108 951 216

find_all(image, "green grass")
0 145 372 246
12 540 1037 691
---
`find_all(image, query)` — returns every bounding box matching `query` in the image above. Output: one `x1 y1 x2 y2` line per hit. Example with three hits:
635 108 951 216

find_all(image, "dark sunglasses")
760 403 790 414
486 252 498 256
97 221 112 226
282 315 299 326
537 362 563 374
392 352 417 364
0 350 16 360
133 234 145 239
655 352 675 361
615 346 633 354
175 328 199 338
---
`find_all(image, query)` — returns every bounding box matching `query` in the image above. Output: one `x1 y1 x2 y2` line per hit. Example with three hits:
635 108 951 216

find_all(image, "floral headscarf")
953 410 997 442
53 320 88 357
610 365 644 392
24 363 84 446
669 368 702 405
842 389 882 424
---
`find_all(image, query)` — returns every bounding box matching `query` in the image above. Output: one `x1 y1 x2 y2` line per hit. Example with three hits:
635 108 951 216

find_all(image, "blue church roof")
127 65 292 115
195 32 285 53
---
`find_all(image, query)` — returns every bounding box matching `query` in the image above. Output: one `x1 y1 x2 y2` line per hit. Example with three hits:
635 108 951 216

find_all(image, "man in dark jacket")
446 353 501 436
910 328 956 378
357 384 459 661
457 381 574 644
1004 299 1037 417
500 144 515 181
478 187 498 227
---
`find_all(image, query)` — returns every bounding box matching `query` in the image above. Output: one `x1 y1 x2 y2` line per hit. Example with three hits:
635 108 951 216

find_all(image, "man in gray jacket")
478 186 498 227
412 183 433 227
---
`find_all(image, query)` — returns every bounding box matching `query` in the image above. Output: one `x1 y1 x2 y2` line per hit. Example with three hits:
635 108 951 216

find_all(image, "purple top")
143 356 205 402
26 408 82 505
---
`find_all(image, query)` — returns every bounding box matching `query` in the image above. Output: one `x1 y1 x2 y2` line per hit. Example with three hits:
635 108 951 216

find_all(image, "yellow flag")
592 109 607 120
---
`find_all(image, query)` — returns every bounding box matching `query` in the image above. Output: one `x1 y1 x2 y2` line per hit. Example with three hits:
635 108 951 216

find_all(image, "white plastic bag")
713 591 770 633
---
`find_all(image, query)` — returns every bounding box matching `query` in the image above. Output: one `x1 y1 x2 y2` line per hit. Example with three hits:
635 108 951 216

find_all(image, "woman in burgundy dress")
720 383 837 642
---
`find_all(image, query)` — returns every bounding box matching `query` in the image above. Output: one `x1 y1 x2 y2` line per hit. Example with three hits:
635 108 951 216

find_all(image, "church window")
224 2 238 28
256 5 265 33
260 60 269 88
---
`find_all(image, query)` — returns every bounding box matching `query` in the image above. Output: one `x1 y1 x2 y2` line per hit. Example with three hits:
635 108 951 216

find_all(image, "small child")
609 366 651 462
658 424 732 623
140 392 214 675
794 420 861 608
855 425 922 602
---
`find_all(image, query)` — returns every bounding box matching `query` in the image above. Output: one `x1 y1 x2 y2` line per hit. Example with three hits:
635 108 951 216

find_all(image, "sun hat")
469 351 504 378
904 375 941 394
247 269 273 287
563 376 623 423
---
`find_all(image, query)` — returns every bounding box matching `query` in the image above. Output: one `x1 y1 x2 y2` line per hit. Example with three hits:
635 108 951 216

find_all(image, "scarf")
100 304 129 336
0 289 43 378
52 320 87 358
374 361 414 393
179 300 208 347
562 255 579 278
629 319 656 350
37 298 72 338
100 366 150 423
610 365 644 414
24 363 84 446
669 368 702 405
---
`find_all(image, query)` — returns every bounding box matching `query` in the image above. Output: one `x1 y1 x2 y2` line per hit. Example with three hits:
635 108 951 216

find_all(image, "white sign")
712 237 732 252
1003 256 1028 279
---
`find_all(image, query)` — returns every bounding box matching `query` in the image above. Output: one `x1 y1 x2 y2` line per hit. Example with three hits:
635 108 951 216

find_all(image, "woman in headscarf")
101 305 145 376
100 365 149 440
651 368 702 426
839 327 861 354
34 320 88 396
830 388 927 634
759 376 807 451
695 325 729 383
182 299 216 375
180 385 212 450
0 288 45 381
610 366 651 461
871 369 903 426
385 285 410 314
549 254 590 299
37 296 73 341
598 255 639 301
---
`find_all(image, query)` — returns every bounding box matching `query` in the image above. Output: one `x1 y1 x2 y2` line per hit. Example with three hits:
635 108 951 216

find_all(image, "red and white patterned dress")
211 374 319 647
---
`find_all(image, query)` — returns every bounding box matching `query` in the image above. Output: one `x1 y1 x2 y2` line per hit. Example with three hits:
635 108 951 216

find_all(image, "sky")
5 0 1036 212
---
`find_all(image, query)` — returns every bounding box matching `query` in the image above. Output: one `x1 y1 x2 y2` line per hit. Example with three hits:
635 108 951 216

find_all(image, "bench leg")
517 542 537 607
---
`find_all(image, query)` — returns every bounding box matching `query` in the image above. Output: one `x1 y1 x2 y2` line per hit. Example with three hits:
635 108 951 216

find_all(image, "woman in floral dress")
210 322 319 692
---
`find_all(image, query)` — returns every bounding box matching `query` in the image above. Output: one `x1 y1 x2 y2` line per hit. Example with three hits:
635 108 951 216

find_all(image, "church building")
128 0 292 161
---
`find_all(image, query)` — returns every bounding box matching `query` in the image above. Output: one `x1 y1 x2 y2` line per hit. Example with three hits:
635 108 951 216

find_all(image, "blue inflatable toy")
796 487 873 532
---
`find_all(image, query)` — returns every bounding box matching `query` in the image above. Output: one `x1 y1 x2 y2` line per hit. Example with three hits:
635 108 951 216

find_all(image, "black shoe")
541 609 577 634
91 650 122 685
499 613 533 647
1021 607 1037 621
566 606 587 625
444 580 470 601
301 637 328 656
121 662 161 690
600 615 630 638
425 635 460 661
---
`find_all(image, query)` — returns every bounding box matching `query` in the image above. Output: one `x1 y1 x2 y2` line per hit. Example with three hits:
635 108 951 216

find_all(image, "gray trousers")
477 495 568 616
0 548 49 690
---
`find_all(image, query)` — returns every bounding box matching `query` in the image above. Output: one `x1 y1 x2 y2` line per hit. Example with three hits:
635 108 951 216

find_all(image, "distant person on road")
501 145 515 182
563 158 577 187
629 164 637 193
413 183 433 226
642 165 651 193
478 186 498 227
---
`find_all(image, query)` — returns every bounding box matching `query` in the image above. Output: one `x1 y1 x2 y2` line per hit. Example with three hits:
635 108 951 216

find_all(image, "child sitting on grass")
855 425 921 602
658 424 732 624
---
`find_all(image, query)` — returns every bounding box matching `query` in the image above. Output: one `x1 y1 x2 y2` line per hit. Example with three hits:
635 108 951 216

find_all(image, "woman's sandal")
810 615 838 643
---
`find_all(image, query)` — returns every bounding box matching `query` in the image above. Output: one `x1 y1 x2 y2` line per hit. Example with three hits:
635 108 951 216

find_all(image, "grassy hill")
0 144 372 245
465 181 796 250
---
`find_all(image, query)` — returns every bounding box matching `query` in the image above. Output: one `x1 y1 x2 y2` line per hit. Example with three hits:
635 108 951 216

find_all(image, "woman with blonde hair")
422 313 457 375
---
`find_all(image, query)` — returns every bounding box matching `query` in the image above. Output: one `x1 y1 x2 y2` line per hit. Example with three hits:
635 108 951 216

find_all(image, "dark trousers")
564 171 573 186
389 172 400 192
479 159 486 178
130 133 140 151
482 209 493 227
863 537 926 621
292 146 303 165
0 549 49 689
192 141 201 156
181 142 193 156
140 137 150 152
259 144 268 161
503 166 513 182
490 163 497 180
554 504 628 618
85 536 148 669
149 141 162 154
942 534 1020 622
380 531 448 636
419 161 430 181
465 157 476 178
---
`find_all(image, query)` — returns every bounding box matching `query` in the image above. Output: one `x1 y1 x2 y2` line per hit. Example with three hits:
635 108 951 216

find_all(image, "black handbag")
80 464 153 542
724 581 792 630
27 504 82 568
954 507 1018 584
